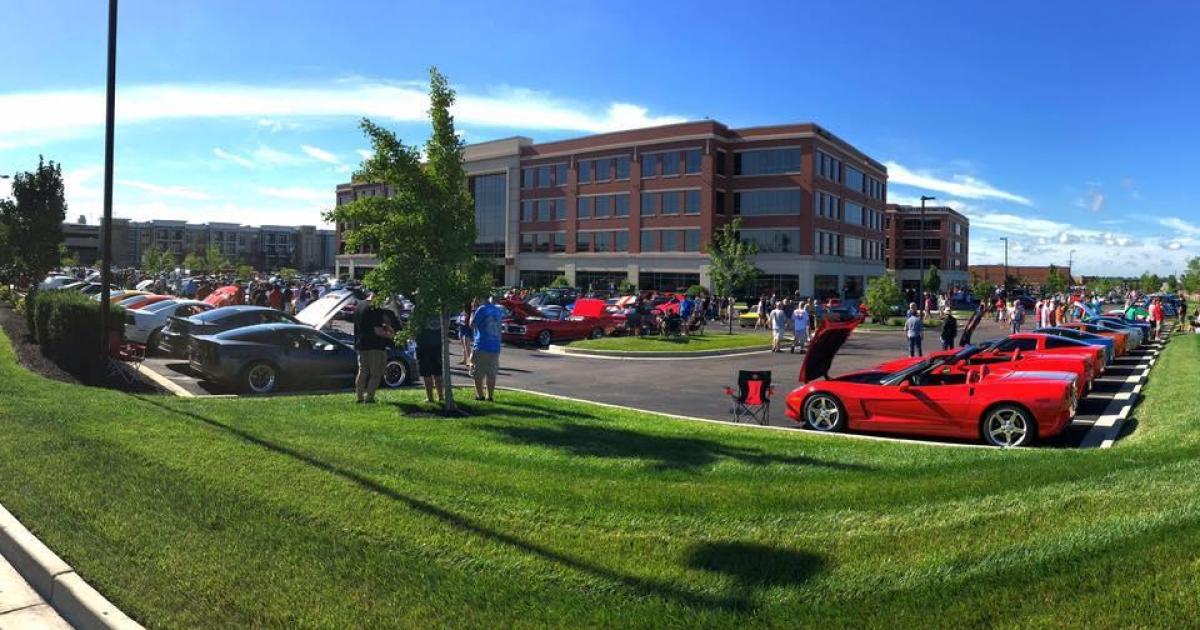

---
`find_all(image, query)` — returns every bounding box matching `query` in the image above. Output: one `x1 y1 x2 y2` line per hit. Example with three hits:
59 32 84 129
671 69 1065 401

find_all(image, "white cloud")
885 161 1032 205
256 186 330 202
301 144 339 164
119 179 211 200
1159 217 1200 236
0 79 689 142
356 149 374 160
1085 190 1104 212
213 147 255 168
251 145 304 166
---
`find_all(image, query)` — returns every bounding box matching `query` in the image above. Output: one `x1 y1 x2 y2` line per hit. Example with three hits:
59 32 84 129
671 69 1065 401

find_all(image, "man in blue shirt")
905 306 924 357
679 295 695 336
470 297 504 401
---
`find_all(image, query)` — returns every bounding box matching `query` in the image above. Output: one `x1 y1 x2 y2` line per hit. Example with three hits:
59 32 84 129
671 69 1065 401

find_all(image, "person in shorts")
415 317 443 403
469 297 504 401
353 295 395 404
768 301 787 352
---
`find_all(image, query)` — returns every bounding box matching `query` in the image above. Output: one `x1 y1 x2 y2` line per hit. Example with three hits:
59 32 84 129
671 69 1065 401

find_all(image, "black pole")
99 0 117 352
1002 237 1008 299
919 199 925 293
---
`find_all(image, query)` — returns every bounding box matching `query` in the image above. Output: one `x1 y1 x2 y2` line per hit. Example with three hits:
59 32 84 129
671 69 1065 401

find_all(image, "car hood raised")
571 298 607 319
798 316 863 383
296 290 356 330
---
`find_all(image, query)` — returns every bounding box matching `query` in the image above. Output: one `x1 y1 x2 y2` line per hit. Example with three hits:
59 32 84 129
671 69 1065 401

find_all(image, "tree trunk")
439 308 456 413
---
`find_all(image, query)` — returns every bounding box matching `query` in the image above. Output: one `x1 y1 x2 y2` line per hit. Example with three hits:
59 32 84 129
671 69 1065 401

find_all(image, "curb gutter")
0 503 142 629
546 343 771 359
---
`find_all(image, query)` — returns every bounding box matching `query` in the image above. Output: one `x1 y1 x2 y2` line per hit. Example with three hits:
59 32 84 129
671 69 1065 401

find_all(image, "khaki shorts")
470 351 499 379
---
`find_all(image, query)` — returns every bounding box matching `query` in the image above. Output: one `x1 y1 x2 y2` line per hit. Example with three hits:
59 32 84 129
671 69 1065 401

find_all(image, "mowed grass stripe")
0 328 1197 627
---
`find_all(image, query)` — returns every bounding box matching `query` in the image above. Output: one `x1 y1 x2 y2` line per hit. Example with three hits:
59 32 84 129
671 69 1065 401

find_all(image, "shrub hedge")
27 289 124 378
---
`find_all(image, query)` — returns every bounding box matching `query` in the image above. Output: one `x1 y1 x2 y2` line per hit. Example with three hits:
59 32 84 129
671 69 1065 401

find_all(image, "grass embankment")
0 328 1199 628
569 331 770 352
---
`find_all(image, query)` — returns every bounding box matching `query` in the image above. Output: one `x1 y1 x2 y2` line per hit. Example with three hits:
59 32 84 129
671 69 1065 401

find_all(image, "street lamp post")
1000 237 1009 298
99 0 118 354
919 195 935 296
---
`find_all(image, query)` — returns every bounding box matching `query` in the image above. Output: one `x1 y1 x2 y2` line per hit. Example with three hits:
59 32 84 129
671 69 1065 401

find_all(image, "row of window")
520 198 566 222
641 149 703 179
817 150 885 200
641 190 702 216
734 188 803 216
521 164 570 189
519 231 567 253
734 148 801 176
518 229 704 253
578 194 630 219
579 156 632 183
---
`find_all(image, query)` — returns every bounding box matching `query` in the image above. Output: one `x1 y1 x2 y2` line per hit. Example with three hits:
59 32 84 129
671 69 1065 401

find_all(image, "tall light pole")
1000 237 1009 298
919 195 935 295
1068 249 1076 290
99 0 118 353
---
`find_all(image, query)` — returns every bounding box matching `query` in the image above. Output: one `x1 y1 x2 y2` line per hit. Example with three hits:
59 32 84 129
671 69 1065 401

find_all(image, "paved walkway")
0 554 69 630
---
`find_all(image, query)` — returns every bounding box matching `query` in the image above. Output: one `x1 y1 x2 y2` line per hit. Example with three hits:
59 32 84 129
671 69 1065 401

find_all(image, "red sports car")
500 298 621 346
874 336 1099 393
1052 322 1129 356
784 318 1080 447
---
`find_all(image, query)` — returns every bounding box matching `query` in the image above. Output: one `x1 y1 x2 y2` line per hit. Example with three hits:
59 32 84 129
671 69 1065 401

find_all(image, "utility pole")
1000 237 1009 298
919 195 935 295
99 0 118 353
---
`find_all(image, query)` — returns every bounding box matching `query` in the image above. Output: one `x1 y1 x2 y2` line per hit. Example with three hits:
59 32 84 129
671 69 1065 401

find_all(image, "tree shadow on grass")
480 423 874 472
686 541 825 609
131 395 742 611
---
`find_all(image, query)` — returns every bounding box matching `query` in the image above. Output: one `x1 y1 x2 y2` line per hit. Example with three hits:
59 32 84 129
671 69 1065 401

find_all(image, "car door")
281 330 346 388
860 367 976 437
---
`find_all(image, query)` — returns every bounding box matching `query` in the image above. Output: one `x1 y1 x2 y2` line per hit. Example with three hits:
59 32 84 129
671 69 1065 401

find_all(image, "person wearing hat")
940 307 958 350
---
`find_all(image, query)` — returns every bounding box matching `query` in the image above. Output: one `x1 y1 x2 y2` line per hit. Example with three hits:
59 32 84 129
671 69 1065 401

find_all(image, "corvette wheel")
982 405 1034 447
804 394 846 432
537 330 553 347
243 362 279 394
383 360 409 388
590 328 604 339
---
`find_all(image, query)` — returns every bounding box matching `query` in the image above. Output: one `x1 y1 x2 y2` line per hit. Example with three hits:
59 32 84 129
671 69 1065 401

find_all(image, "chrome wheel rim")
805 397 840 431
384 361 406 387
986 409 1029 447
538 331 552 346
248 365 276 393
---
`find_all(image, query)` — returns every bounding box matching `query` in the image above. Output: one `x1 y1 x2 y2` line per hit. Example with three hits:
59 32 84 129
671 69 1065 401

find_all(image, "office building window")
594 231 611 252
867 176 885 201
661 230 680 252
817 151 842 182
684 229 701 252
735 148 802 176
520 233 535 253
554 164 568 186
553 232 566 253
735 188 803 216
641 154 658 178
814 191 840 219
844 201 863 225
640 192 657 216
814 230 840 256
844 236 863 258
521 201 535 222
844 166 864 192
577 197 591 219
614 230 629 252
522 168 534 189
576 231 591 252
578 160 592 184
614 194 630 217
537 166 552 188
715 191 725 215
684 189 701 214
684 149 702 174
594 195 611 219
716 150 726 176
616 156 630 179
536 200 551 222
640 231 656 252
661 191 680 215
594 158 611 182
741 229 801 253
661 151 680 176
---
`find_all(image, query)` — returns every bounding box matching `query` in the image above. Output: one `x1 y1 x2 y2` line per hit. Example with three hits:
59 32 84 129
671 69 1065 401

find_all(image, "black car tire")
803 393 847 432
146 328 162 356
242 361 280 394
384 360 409 388
537 330 553 347
590 327 604 339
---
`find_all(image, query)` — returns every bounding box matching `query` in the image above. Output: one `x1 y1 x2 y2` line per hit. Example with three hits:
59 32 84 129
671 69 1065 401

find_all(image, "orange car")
1054 322 1128 356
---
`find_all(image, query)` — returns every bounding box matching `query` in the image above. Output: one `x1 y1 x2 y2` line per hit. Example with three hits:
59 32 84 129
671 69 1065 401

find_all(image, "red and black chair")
106 330 147 384
724 370 774 425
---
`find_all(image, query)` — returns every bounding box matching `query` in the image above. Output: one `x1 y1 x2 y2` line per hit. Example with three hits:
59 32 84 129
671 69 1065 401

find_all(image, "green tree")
276 267 299 283
1044 264 1066 295
707 217 758 334
549 275 571 289
865 274 903 324
617 279 636 295
1166 274 1178 292
236 264 255 282
142 246 174 276
58 243 79 269
324 67 491 412
1139 271 1160 294
182 252 203 274
200 245 229 275
970 276 995 301
1180 258 1200 294
0 156 67 282
924 265 941 294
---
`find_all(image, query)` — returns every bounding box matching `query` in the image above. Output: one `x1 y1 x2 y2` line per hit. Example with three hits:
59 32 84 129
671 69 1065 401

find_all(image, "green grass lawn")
569 331 770 352
1 327 1199 628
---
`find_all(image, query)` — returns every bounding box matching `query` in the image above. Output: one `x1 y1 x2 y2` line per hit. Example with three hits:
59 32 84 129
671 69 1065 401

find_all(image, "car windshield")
143 300 179 312
879 346 982 386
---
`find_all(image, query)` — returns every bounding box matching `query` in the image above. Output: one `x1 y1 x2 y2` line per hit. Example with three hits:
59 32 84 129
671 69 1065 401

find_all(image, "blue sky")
2 0 1198 275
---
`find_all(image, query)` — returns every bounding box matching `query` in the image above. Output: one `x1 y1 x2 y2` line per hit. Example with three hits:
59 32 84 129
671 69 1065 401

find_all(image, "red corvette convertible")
785 318 1079 447
500 298 621 346
873 335 1099 392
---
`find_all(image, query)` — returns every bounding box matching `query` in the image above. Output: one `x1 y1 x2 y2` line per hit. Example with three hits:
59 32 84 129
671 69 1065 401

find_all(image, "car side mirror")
898 382 911 393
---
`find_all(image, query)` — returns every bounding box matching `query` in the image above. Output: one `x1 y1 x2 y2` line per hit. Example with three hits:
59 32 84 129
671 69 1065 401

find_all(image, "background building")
968 264 1073 293
335 120 890 298
884 204 970 292
86 219 335 271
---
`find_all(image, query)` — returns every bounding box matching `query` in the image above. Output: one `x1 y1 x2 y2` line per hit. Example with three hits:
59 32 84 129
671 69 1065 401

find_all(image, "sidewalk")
0 553 69 629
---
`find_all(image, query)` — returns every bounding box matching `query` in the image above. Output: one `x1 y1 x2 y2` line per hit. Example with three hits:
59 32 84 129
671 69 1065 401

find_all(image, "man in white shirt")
768 301 787 352
790 300 811 353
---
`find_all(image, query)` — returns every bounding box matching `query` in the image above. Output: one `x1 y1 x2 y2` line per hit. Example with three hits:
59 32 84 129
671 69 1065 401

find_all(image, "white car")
125 299 213 346
40 275 77 290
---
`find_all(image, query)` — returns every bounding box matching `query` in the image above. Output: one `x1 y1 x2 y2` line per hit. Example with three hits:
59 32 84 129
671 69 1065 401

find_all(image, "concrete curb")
1080 332 1168 449
545 343 772 359
0 503 142 629
134 362 196 398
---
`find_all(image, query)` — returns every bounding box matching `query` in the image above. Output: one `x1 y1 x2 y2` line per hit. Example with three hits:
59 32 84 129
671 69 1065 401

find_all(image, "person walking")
1011 300 1025 334
353 294 395 404
470 297 504 402
905 307 924 357
768 301 787 352
1149 297 1165 340
680 294 695 336
940 307 958 350
790 299 811 353
458 300 475 366
415 317 444 403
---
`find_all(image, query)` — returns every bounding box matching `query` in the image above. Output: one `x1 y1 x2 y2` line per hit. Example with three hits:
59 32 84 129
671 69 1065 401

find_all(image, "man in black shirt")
353 294 395 403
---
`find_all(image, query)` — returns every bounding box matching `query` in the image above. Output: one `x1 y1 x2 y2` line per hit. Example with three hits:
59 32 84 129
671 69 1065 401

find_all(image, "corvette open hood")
958 308 984 346
296 290 355 330
798 316 863 383
502 299 543 322
570 298 606 319
204 286 243 308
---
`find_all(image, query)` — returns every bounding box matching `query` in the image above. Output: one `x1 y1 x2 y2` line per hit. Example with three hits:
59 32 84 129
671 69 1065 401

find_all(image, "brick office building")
968 264 1072 293
336 120 889 298
884 204 970 292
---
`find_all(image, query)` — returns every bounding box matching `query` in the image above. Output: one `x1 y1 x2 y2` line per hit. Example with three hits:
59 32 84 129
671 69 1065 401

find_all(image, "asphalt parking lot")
136 316 1167 448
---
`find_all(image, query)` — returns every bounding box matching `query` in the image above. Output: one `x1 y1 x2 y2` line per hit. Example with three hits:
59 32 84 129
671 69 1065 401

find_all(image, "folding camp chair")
724 370 774 425
105 331 147 385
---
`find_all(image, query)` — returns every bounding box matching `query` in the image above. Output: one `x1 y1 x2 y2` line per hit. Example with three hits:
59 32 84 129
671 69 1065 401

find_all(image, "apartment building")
336 120 889 298
884 204 970 291
91 219 335 271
